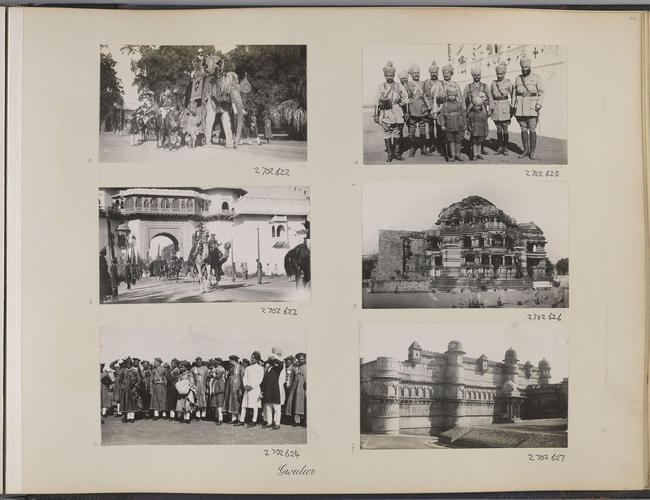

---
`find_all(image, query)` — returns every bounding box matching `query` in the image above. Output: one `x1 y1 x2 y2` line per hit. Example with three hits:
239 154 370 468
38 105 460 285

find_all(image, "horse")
284 241 310 288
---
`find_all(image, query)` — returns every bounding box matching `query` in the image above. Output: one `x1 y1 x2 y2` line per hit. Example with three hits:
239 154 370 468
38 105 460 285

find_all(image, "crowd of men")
101 349 306 430
374 56 544 162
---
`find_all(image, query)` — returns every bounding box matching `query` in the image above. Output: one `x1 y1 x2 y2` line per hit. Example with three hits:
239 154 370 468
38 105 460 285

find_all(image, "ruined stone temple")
370 196 550 293
360 341 568 435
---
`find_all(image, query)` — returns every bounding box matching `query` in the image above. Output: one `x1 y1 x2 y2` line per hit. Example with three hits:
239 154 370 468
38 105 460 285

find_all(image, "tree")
556 258 569 275
99 49 124 131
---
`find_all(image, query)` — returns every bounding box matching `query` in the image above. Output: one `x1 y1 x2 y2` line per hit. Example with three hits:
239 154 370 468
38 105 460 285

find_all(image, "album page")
5 6 648 494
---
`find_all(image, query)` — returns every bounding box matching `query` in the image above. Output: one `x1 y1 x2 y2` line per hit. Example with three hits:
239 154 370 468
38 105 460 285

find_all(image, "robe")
224 363 244 414
261 360 284 405
285 364 306 416
175 371 196 412
241 363 264 409
150 366 167 410
208 366 226 408
191 365 209 407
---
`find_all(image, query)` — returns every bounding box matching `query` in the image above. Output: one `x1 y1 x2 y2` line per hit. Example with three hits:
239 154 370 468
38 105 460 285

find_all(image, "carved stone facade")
371 196 550 293
360 341 568 435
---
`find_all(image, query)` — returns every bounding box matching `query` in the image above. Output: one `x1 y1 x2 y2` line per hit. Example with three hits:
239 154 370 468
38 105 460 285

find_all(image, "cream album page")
5 6 648 494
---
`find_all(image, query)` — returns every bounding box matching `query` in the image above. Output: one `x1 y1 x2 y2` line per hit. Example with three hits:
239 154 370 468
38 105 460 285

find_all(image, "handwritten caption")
527 312 562 322
253 166 291 176
263 449 317 477
528 452 566 462
524 169 560 178
260 306 298 316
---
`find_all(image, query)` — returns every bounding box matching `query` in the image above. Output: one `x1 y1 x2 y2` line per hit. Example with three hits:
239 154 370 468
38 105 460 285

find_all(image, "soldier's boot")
392 138 404 161
384 139 393 163
529 131 538 160
495 130 503 155
408 134 417 158
519 131 529 158
420 136 431 156
503 131 510 155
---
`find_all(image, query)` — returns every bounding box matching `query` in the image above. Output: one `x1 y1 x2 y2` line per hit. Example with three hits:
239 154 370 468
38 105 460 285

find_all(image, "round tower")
503 347 519 387
444 341 466 427
408 341 422 363
367 356 402 434
538 358 551 385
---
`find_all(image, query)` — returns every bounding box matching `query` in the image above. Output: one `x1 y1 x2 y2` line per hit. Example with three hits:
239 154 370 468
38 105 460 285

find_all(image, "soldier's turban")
398 70 408 80
382 61 396 75
470 64 482 76
520 56 531 67
272 347 283 357
428 61 439 73
495 62 507 72
442 64 454 74
408 62 420 74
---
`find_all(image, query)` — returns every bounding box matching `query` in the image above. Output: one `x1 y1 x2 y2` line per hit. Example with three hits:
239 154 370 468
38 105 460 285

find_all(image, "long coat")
191 365 209 407
285 364 306 416
100 371 113 408
208 366 226 408
121 367 140 412
99 254 112 300
165 367 179 411
224 363 244 414
261 360 285 405
241 363 264 409
150 366 167 410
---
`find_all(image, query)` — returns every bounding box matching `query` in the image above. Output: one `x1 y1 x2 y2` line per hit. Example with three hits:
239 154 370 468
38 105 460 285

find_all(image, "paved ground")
102 414 307 446
99 132 307 163
361 419 567 449
362 286 568 309
362 108 567 165
107 275 309 303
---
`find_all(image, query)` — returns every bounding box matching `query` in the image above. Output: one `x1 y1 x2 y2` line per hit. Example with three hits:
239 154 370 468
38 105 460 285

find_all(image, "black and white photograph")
99 186 310 303
363 44 567 164
99 45 307 162
362 182 569 309
360 323 568 449
100 326 307 446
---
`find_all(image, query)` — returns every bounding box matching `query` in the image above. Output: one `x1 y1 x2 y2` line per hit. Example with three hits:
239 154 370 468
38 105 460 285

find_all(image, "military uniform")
512 58 544 159
375 68 408 162
490 76 514 155
406 79 432 156
423 76 444 154
512 72 544 130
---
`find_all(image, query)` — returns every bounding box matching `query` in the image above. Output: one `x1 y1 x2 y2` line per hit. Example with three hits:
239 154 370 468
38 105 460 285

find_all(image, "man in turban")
512 56 545 159
405 63 433 158
261 348 286 430
374 61 408 163
423 61 445 156
285 352 307 426
237 351 264 427
463 65 493 157
434 65 465 160
191 357 209 419
490 62 515 155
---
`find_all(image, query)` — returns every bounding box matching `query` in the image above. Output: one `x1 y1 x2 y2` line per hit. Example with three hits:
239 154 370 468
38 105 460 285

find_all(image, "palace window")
135 198 142 209
161 199 170 209
463 236 472 248
222 201 229 211
125 198 134 209
172 199 179 210
144 199 150 209
151 198 159 210
181 200 186 210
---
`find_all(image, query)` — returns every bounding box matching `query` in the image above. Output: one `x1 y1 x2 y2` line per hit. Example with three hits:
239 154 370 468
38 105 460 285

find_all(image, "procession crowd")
101 349 306 430
374 56 545 162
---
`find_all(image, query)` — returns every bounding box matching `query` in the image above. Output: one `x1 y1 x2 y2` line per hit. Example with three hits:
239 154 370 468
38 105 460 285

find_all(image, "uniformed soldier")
405 63 432 157
490 62 514 155
512 56 544 160
397 70 410 154
374 61 408 162
433 64 465 159
463 65 493 156
191 48 207 79
423 61 444 155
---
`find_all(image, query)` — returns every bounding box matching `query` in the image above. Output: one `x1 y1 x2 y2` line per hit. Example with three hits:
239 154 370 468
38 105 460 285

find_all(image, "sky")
360 322 568 382
101 326 305 364
363 182 569 263
101 45 236 109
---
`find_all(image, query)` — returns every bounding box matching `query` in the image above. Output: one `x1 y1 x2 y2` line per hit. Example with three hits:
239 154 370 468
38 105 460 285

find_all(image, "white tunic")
241 363 264 408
